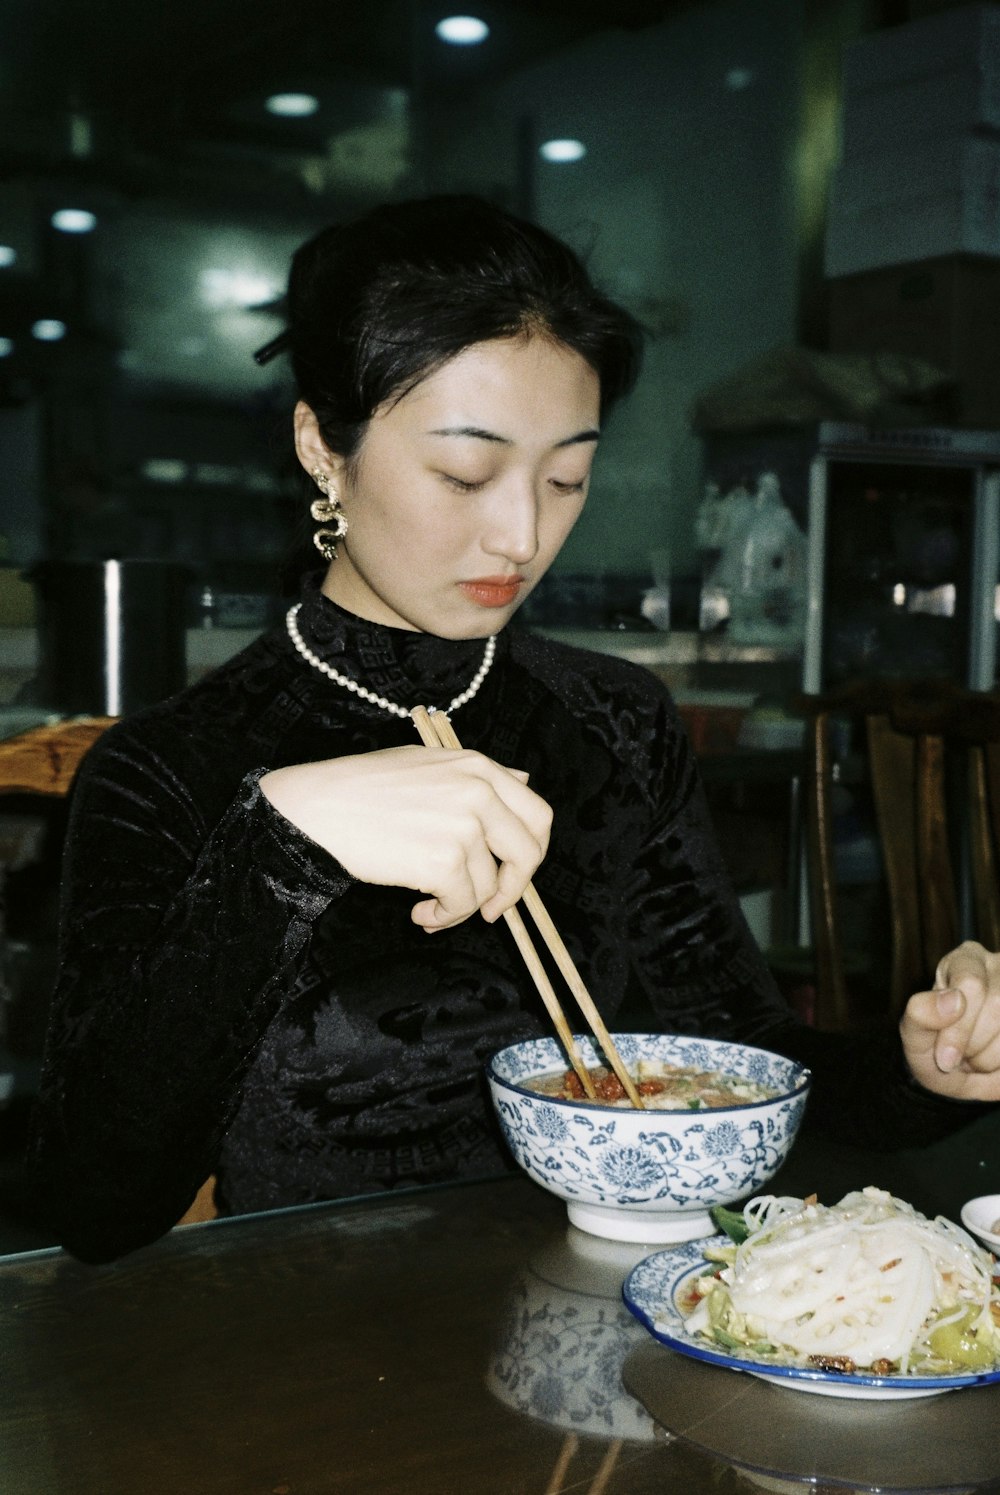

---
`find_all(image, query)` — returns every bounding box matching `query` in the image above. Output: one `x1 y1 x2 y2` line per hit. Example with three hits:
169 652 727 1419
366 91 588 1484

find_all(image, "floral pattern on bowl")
487 1034 810 1243
487 1269 656 1442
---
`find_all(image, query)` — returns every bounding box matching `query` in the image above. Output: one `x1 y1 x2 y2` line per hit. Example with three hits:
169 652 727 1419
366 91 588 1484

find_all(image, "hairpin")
253 331 292 366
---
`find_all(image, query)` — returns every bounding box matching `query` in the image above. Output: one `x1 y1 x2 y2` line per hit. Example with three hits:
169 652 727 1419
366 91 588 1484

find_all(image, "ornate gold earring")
310 467 348 562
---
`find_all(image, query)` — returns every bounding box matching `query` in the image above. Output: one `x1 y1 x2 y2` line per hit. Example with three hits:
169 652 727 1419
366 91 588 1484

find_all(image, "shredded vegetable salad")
683 1188 1000 1377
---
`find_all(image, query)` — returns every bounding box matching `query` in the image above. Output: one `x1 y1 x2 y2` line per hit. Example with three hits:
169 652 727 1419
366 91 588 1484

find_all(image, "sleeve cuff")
238 768 357 911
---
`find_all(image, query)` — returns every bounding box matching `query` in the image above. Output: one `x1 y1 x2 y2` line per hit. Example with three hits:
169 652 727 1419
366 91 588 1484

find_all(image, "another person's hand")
900 941 1000 1101
260 745 552 931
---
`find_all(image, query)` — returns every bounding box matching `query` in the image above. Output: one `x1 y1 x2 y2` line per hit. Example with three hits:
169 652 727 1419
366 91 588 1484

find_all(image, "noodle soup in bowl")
487 1034 810 1244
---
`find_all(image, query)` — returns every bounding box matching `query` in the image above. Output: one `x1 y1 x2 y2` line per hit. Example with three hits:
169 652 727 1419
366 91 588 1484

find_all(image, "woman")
29 196 1000 1264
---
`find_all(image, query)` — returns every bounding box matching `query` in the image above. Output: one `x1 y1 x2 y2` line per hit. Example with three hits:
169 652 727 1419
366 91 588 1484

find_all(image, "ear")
293 403 346 484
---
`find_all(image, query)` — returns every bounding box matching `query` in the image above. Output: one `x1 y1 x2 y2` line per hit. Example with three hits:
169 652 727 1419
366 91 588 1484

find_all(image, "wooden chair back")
176 1176 219 1225
0 718 118 796
794 679 1000 1030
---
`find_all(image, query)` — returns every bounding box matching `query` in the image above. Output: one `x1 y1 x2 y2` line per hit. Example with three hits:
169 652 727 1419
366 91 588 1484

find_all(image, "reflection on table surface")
1 1141 999 1495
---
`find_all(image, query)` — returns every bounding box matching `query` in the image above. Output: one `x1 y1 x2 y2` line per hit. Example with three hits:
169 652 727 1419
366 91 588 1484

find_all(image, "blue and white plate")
623 1237 1000 1400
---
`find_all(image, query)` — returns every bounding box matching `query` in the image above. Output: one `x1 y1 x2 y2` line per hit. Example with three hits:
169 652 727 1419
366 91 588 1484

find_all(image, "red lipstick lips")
459 576 525 608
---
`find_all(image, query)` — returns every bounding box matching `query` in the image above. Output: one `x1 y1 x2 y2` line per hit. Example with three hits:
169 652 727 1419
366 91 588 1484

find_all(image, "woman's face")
294 334 601 637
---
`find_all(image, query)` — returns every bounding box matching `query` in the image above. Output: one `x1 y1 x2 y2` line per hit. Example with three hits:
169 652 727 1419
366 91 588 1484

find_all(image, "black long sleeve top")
28 579 974 1262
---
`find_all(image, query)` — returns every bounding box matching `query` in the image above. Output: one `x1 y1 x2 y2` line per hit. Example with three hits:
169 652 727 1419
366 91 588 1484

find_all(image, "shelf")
531 626 800 667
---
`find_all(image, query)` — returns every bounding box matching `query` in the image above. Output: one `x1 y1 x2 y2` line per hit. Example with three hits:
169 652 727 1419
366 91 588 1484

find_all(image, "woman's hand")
260 746 552 931
900 941 1000 1101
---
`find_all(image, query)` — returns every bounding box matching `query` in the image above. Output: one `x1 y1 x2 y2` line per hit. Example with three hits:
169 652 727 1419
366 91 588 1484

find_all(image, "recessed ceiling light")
266 92 319 117
32 319 67 341
51 208 97 233
0 337 13 357
539 138 586 163
435 15 490 45
0 247 16 268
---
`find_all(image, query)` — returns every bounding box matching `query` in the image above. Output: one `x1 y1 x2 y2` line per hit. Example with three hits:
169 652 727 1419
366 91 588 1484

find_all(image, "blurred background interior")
3 0 1000 1250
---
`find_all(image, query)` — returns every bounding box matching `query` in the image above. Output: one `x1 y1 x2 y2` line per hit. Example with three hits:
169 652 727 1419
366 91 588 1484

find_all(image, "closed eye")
439 473 487 493
439 472 587 494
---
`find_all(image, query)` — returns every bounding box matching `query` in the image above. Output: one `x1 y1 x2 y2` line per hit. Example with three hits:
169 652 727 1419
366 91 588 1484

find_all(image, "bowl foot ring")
567 1202 714 1244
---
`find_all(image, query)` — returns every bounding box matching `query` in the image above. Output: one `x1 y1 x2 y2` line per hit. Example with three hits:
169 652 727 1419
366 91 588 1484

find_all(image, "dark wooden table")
2 1140 1000 1495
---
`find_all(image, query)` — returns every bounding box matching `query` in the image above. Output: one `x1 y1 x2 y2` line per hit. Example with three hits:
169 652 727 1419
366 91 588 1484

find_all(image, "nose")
482 476 539 566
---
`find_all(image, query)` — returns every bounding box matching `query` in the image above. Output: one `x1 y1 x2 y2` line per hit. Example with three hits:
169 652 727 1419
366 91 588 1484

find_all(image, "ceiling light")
32 319 67 341
200 268 282 309
51 208 97 233
0 247 16 268
435 15 490 45
194 463 241 486
266 93 319 117
725 67 754 90
0 337 13 357
539 138 586 163
142 458 188 483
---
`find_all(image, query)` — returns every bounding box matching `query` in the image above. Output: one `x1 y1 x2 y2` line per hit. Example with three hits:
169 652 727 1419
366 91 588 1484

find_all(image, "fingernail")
936 990 962 1019
938 1044 961 1071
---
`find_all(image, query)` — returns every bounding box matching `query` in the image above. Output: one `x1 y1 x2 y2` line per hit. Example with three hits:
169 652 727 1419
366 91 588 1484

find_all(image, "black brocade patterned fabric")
29 580 976 1262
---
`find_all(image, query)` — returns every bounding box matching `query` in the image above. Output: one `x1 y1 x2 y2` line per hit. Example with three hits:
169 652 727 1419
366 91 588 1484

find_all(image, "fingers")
468 753 552 863
949 983 1000 1074
931 940 1000 1071
901 958 1000 1101
413 837 500 931
429 751 551 919
474 790 550 917
479 852 534 925
263 744 553 930
412 768 550 929
902 987 970 1075
935 939 994 995
965 1026 1000 1076
411 896 450 930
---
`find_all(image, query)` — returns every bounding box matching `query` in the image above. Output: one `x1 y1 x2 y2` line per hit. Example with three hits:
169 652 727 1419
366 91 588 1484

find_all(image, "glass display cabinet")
803 423 1000 694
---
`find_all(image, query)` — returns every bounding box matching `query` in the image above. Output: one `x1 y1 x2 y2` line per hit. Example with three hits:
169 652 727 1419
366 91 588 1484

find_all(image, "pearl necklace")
285 603 497 721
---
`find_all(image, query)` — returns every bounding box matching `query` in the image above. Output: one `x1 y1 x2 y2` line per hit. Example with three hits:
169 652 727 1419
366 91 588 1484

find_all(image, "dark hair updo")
275 195 643 460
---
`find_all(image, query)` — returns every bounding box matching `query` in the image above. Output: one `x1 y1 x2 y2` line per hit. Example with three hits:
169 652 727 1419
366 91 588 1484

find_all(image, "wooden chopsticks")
411 705 644 1109
546 1436 622 1495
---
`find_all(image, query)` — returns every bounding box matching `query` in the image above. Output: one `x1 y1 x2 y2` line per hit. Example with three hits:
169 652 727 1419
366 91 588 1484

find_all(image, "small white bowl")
960 1194 1000 1251
487 1033 810 1244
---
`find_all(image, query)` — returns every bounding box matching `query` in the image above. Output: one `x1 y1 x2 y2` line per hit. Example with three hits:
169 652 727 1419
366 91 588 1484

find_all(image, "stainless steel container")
31 559 189 716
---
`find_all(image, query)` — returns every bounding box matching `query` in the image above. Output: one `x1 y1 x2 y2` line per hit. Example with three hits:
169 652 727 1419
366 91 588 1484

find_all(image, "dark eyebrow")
427 425 601 448
428 425 511 445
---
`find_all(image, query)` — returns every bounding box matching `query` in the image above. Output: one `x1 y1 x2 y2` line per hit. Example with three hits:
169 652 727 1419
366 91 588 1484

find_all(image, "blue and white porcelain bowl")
487 1033 810 1244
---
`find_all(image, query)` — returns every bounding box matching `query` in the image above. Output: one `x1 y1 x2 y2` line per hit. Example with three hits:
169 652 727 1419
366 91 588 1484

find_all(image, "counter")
533 625 801 699
0 624 801 705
